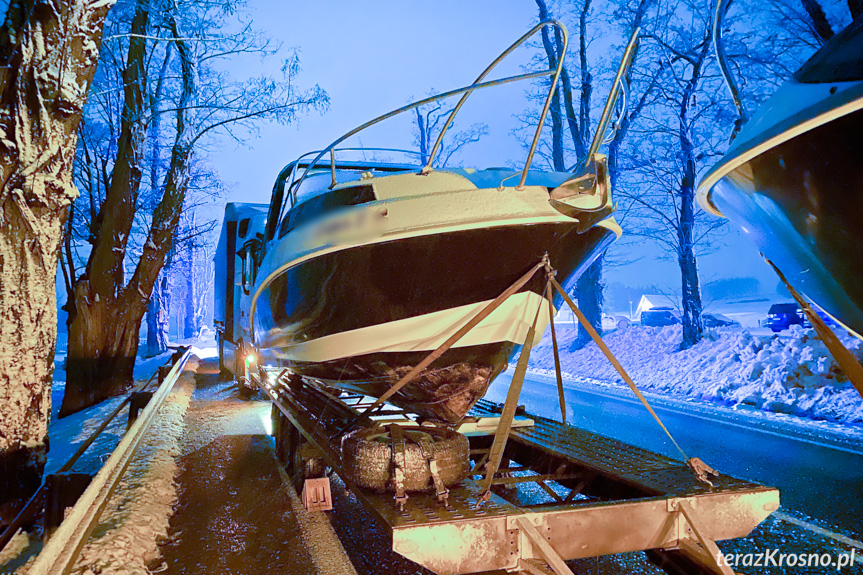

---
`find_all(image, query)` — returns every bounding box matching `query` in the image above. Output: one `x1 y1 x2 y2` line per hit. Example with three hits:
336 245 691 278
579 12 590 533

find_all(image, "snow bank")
67 357 198 575
528 325 863 425
46 352 176 475
132 351 173 381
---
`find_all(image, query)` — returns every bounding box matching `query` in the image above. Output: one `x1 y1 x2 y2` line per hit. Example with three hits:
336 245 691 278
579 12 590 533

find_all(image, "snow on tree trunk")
183 247 196 339
573 258 604 349
0 0 113 522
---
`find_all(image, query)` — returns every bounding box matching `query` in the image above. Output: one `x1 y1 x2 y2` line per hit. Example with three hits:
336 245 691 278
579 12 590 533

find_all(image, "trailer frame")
256 368 778 575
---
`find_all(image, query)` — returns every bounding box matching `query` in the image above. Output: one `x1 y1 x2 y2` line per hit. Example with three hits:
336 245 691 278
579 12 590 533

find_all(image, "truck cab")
214 203 268 381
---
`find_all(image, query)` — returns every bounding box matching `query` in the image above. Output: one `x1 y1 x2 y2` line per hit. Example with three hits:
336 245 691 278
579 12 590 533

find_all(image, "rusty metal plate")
263 374 779 574
471 399 762 497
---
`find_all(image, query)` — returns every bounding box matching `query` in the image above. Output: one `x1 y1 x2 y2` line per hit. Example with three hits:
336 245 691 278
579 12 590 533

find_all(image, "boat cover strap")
767 258 863 399
549 276 718 486
389 424 408 510
477 282 546 506
545 279 567 423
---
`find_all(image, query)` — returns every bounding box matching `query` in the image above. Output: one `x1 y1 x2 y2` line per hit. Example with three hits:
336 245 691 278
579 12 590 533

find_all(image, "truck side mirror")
237 237 263 296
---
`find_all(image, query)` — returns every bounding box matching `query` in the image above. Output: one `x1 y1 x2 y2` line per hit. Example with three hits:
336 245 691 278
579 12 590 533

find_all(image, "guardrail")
24 347 192 575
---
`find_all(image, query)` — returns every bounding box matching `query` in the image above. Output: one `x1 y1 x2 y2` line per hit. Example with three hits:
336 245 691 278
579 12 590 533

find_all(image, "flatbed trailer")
256 368 779 575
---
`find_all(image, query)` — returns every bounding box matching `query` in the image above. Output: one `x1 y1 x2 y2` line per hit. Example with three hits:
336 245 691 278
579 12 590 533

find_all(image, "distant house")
634 294 676 320
555 305 577 324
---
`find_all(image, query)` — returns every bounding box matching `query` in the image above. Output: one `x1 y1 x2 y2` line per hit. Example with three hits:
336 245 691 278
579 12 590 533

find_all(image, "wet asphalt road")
487 370 863 538
157 434 314 574
154 363 317 575
151 359 862 574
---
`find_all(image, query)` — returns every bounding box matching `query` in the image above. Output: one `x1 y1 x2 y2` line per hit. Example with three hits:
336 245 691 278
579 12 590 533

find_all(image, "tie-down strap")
418 438 449 505
389 424 409 510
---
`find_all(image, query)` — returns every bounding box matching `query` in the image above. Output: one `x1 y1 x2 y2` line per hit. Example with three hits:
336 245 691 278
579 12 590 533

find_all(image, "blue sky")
200 0 780 297
0 0 775 303
208 0 542 201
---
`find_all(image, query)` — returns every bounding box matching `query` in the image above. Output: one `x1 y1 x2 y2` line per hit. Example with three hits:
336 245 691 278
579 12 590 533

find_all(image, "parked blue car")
641 307 680 327
765 303 806 332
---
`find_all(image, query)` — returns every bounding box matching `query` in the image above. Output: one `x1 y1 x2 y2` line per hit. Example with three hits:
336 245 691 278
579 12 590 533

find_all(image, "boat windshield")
264 150 420 242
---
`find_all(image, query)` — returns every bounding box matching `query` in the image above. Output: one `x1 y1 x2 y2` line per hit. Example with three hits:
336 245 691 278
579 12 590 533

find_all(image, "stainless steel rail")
27 348 193 575
291 20 568 197
0 371 163 552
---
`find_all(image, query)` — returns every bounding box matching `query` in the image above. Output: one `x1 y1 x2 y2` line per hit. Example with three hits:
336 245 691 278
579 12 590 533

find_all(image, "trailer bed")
259 369 778 574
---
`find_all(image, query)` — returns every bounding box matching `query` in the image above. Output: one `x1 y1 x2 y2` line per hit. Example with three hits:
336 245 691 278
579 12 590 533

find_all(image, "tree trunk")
0 0 113 522
146 291 160 355
678 111 704 348
676 35 711 349
145 269 169 356
678 129 704 348
64 299 144 412
63 0 151 416
537 0 603 347
572 258 604 349
183 247 196 339
800 0 835 44
577 0 593 150
535 0 565 171
144 45 173 358
416 109 428 165
63 21 197 415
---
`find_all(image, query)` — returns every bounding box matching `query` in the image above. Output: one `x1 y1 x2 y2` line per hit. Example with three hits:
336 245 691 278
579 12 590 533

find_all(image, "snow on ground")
47 328 217 475
528 324 863 425
171 325 218 359
68 358 198 575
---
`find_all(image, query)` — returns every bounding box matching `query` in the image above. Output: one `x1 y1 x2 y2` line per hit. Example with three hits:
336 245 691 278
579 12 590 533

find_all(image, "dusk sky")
0 0 778 307
201 0 780 300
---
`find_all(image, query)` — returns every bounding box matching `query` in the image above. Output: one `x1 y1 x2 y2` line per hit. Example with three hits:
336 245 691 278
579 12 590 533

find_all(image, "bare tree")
170 211 216 340
530 0 657 348
412 98 488 167
620 0 738 348
0 0 113 521
60 0 327 415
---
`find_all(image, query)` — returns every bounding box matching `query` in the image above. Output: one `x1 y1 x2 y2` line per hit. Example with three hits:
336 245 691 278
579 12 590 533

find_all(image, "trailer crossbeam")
259 369 779 575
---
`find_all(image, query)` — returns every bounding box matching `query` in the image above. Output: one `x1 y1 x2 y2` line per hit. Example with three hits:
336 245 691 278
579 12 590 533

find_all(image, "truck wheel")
341 426 470 492
272 403 287 460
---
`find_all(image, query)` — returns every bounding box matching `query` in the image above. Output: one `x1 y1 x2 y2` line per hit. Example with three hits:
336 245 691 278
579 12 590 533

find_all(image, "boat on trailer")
219 21 633 423
698 18 863 338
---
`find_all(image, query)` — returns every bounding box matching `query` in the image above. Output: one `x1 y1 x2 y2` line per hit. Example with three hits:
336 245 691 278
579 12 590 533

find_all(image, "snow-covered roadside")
45 350 174 477
65 357 198 575
527 324 863 425
45 327 216 475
